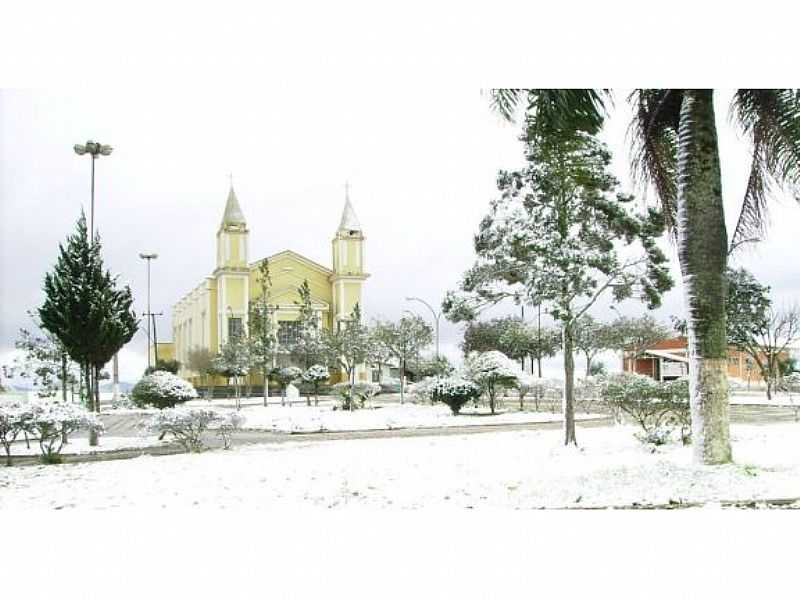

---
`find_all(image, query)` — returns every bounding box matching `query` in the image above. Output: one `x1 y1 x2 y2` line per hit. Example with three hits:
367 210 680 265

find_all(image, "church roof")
220 185 246 227
338 196 361 232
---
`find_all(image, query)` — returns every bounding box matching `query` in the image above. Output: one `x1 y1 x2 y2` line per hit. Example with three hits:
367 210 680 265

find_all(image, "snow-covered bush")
111 393 134 410
574 376 605 414
514 373 538 411
301 364 329 406
331 381 381 410
145 407 217 452
0 400 27 466
463 351 522 414
131 370 198 409
272 366 303 406
780 373 800 421
25 401 103 464
409 376 437 404
429 376 482 415
215 411 246 450
635 427 672 447
601 373 690 445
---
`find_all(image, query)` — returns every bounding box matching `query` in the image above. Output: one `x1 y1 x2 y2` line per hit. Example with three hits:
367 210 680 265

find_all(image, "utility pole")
139 253 159 369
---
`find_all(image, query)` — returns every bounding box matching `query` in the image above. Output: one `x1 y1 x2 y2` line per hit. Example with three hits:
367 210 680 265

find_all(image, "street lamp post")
73 140 113 242
139 252 159 369
405 297 441 359
73 140 112 422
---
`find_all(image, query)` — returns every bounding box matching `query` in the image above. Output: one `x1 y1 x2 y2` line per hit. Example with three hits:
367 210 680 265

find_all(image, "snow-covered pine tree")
444 129 673 445
38 212 138 445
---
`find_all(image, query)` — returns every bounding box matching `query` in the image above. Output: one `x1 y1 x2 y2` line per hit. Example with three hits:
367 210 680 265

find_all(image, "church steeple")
337 182 361 233
216 181 249 270
220 183 246 229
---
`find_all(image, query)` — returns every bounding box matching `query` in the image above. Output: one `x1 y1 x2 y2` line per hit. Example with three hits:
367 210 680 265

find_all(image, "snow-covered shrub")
301 364 329 406
635 427 672 447
25 401 103 464
331 381 381 410
0 400 27 466
780 373 800 421
215 411 246 450
463 351 522 414
131 370 198 409
145 407 217 452
409 376 437 404
272 366 303 406
514 373 538 411
601 373 690 444
111 393 134 410
429 376 482 415
574 376 605 414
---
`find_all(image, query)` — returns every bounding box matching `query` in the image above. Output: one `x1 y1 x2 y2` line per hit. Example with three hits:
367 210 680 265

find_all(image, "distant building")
621 337 783 383
157 184 369 387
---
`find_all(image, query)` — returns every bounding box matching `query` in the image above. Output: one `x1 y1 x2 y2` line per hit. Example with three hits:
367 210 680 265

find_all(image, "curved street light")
405 296 441 359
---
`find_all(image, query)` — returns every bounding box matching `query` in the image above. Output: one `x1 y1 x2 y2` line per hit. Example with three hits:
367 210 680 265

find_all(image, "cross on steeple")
228 172 234 188
344 181 350 200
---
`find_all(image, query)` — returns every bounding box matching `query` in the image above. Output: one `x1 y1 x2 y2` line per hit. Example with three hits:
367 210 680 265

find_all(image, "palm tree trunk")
676 89 732 465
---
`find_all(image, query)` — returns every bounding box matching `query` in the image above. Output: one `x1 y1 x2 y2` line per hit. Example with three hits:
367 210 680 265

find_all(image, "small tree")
727 268 800 399
249 260 280 406
463 351 521 414
213 337 252 410
514 372 538 411
606 315 672 371
145 359 181 375
0 401 26 466
272 366 303 407
187 347 215 399
291 280 327 370
323 304 374 410
302 364 329 407
373 316 433 403
216 411 246 449
573 315 614 376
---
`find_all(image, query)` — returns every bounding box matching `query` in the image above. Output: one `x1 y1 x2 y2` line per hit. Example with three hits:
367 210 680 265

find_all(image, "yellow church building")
168 184 369 386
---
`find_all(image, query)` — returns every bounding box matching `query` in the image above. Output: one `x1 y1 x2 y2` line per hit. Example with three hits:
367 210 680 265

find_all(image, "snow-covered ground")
6 434 168 456
231 403 605 433
2 422 799 509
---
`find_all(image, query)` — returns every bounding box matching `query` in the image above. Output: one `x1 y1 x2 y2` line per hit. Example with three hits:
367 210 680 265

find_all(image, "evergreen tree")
291 279 326 370
444 130 672 445
373 315 433 403
38 212 138 445
323 304 374 410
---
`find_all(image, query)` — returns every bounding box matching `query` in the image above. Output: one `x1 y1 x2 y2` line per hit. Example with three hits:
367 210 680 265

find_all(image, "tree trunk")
263 368 269 407
112 353 120 406
586 354 592 377
563 324 577 445
676 89 732 465
400 359 405 404
88 364 99 446
537 355 542 378
766 379 773 401
61 353 68 403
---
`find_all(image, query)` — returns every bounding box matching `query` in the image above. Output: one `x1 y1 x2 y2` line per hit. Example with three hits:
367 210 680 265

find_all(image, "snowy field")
227 402 605 433
2 422 799 509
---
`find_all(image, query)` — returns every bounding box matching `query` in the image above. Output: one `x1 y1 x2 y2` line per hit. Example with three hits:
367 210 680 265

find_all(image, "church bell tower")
331 184 368 325
214 183 250 346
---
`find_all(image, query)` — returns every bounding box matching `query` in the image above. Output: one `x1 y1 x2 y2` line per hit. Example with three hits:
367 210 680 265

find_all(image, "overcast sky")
2 89 798 381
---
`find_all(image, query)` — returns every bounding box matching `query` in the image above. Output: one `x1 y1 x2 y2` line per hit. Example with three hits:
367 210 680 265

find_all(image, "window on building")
228 317 243 340
278 321 301 346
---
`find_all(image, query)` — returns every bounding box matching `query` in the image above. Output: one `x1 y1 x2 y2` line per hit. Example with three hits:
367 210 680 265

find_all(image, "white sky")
2 88 798 382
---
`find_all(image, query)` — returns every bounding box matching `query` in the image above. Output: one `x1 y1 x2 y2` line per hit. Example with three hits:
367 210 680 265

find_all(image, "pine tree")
39 212 139 445
249 259 278 406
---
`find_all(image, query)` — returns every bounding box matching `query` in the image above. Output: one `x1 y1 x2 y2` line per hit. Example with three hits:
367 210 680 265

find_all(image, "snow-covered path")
2 423 800 509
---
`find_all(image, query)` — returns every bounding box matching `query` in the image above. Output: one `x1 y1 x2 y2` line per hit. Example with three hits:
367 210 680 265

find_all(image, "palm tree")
490 89 800 464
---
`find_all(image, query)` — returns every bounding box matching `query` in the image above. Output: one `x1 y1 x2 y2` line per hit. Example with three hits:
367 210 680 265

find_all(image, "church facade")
169 185 368 385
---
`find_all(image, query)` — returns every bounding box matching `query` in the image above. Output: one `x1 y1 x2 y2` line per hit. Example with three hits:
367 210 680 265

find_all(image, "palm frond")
627 89 683 236
489 89 610 133
730 89 800 252
488 89 525 122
